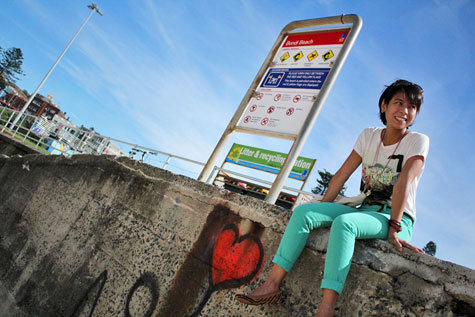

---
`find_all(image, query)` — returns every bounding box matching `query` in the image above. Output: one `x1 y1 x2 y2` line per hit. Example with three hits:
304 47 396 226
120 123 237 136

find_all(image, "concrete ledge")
0 132 43 156
0 154 473 316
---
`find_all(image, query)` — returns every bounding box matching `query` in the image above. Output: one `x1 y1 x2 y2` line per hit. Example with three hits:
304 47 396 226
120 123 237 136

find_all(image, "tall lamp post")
11 4 102 126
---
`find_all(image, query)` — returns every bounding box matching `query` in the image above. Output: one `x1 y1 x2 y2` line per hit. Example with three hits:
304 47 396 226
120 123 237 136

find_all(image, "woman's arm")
388 155 425 253
321 150 362 203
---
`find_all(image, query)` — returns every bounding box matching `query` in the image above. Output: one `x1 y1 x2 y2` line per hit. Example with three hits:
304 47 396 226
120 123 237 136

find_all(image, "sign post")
198 15 362 204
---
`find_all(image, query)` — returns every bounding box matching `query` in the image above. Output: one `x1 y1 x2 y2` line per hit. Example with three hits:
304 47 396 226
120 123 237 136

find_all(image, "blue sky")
2 1 474 269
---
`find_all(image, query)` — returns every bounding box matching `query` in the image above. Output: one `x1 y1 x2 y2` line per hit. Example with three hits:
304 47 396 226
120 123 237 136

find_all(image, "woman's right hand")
388 228 424 253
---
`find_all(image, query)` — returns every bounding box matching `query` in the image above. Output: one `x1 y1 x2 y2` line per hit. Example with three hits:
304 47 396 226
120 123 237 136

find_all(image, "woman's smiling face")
381 91 418 130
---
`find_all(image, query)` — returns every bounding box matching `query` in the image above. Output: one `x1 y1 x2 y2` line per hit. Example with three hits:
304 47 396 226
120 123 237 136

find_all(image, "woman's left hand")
388 229 425 253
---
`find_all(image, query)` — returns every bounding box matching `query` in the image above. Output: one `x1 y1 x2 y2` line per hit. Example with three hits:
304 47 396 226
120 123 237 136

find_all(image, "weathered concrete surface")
0 132 42 156
0 154 473 316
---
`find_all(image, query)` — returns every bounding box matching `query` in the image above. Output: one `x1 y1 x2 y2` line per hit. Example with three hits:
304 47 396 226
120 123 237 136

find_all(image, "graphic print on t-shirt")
360 154 404 204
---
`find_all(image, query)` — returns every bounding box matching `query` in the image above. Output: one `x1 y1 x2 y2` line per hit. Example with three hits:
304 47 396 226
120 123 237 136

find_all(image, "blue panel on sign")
261 68 330 90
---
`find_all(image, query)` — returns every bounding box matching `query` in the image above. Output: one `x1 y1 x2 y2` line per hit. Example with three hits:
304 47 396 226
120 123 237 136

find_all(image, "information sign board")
236 29 350 136
225 143 316 181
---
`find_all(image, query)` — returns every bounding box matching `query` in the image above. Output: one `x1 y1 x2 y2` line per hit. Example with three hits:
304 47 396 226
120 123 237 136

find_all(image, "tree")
312 169 346 196
422 241 437 256
0 47 25 91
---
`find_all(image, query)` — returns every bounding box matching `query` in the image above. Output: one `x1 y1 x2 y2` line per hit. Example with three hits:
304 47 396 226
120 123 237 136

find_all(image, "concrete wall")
0 154 473 316
0 133 42 157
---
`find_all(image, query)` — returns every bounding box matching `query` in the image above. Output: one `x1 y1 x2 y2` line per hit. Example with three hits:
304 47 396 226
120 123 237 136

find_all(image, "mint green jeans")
273 202 413 294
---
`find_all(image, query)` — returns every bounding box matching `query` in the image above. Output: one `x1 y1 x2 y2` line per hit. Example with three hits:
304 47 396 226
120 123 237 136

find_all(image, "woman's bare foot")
315 289 338 317
235 264 287 305
248 279 280 296
246 264 287 296
316 305 335 317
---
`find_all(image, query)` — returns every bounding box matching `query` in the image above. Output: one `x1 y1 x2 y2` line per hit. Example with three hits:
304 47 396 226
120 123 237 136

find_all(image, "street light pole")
11 4 102 126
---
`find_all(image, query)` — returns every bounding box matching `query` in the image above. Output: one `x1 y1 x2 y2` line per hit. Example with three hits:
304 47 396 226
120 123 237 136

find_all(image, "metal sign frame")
198 15 363 204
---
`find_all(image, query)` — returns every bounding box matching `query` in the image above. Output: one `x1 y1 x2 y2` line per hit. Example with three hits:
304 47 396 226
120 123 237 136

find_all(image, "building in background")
31 93 64 120
102 141 125 156
0 83 28 110
1 82 125 157
51 114 126 157
0 83 65 120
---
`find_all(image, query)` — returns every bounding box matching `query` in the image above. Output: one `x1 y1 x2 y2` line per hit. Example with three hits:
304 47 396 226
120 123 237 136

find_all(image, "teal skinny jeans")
273 202 414 294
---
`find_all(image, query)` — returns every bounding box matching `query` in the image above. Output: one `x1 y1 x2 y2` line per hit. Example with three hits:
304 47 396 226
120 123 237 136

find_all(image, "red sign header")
283 29 350 47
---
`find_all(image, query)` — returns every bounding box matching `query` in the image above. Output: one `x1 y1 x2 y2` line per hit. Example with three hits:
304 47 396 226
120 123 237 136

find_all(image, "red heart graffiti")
210 224 264 289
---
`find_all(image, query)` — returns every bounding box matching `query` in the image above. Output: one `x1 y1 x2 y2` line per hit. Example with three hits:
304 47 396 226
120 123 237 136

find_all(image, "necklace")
364 129 408 192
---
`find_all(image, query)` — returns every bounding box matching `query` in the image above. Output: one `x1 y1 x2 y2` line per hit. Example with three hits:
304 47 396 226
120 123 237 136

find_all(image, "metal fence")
0 105 318 205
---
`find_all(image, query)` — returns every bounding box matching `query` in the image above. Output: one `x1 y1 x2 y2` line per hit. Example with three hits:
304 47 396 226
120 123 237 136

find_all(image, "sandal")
235 290 284 305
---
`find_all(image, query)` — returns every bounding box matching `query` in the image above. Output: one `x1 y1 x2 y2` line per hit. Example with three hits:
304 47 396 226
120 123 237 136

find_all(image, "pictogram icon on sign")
250 104 257 112
293 95 301 103
267 74 283 86
274 94 282 101
286 107 294 116
267 106 275 114
322 50 334 61
307 50 318 62
244 116 251 123
261 117 269 126
338 32 348 43
256 93 263 100
293 51 303 62
280 52 290 62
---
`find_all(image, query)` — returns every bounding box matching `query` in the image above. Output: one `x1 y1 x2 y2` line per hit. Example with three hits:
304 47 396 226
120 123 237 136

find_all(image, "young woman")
235 79 429 316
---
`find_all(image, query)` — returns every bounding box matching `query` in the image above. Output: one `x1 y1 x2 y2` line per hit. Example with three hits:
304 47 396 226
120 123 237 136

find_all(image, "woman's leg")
273 203 358 272
317 209 413 316
321 207 413 295
248 203 357 297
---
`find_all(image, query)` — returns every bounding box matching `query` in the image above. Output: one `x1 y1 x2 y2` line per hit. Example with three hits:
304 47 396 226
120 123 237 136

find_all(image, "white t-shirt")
354 127 429 222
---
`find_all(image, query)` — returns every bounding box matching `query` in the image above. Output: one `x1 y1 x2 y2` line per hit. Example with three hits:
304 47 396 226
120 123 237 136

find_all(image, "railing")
0 106 69 155
0 105 318 206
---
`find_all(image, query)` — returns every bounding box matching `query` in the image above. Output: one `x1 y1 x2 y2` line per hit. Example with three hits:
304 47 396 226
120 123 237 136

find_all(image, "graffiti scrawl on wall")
71 271 159 317
69 204 265 316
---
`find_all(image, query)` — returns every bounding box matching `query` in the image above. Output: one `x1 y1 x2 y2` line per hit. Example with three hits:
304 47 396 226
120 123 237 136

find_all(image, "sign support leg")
198 129 233 182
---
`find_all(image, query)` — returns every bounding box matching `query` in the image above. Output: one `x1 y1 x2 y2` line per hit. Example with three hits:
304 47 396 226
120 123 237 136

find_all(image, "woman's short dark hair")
379 79 424 125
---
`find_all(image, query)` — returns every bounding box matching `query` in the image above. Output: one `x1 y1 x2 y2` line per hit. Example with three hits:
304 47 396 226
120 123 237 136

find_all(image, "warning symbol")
307 50 318 62
286 108 294 116
244 116 251 123
267 106 275 114
322 50 334 61
274 94 282 102
256 92 263 100
293 51 303 62
280 52 290 62
261 117 269 126
250 104 257 112
293 95 301 103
